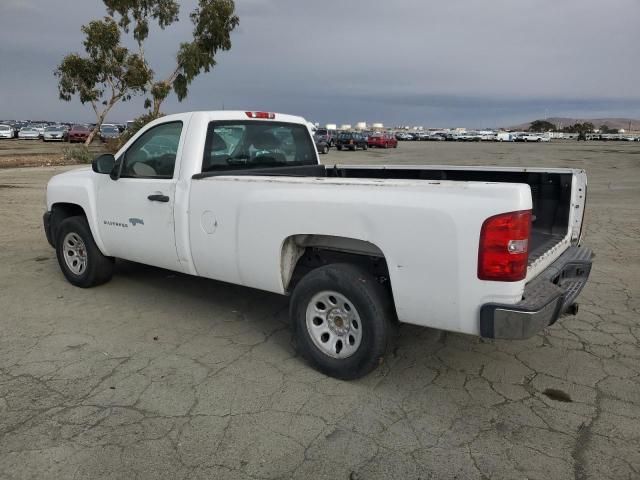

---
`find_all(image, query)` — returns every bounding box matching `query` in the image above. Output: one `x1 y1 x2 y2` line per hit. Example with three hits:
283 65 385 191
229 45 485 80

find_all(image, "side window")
121 122 183 179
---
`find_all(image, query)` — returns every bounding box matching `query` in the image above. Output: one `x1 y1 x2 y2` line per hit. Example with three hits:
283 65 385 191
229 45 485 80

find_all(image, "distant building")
356 122 367 130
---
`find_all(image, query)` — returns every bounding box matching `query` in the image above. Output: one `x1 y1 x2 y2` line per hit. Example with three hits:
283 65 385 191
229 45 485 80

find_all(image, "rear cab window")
201 121 317 173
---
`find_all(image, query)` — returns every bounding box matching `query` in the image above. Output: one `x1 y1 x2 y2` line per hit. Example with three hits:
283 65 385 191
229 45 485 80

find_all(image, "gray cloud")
1 0 638 126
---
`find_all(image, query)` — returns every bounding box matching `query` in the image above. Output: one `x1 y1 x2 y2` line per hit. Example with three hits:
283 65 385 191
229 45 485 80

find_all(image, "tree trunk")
85 101 115 146
85 125 100 147
152 97 162 119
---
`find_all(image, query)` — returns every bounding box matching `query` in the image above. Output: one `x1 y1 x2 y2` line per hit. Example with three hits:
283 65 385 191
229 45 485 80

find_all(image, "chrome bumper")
480 246 593 339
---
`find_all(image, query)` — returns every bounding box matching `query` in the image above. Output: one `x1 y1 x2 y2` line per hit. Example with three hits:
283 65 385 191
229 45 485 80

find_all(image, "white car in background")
30 124 46 137
522 133 551 142
0 124 14 139
18 127 40 140
43 125 68 142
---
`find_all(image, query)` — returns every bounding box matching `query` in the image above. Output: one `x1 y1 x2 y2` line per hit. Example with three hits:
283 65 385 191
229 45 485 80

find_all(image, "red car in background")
68 125 90 143
367 132 398 149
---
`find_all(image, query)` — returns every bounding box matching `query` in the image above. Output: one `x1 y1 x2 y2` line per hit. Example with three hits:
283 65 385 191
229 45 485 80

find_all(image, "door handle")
147 194 169 203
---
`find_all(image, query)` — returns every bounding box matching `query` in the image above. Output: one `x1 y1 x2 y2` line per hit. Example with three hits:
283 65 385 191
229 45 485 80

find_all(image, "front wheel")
362 144 368 150
322 145 329 154
55 216 114 288
337 146 343 151
290 263 393 380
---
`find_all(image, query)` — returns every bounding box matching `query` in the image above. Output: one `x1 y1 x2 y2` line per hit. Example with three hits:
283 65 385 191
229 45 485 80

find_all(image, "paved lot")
1 141 639 479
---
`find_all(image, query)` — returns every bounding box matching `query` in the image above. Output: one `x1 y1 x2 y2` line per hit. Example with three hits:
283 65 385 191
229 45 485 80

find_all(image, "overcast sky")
1 0 639 127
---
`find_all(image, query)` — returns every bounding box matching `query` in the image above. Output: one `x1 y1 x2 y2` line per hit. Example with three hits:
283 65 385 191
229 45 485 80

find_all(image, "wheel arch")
280 234 395 304
49 202 88 247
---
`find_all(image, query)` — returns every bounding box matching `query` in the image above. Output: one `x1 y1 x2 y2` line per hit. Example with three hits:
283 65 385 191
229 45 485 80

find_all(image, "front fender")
46 167 108 255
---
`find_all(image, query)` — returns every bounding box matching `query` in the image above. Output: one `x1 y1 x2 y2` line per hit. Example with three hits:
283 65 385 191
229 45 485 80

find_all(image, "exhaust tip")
566 303 579 316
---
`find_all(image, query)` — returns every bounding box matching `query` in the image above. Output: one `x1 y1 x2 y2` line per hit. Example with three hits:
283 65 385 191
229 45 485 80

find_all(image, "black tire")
290 263 393 380
363 144 368 150
337 146 343 151
55 216 114 288
322 145 329 154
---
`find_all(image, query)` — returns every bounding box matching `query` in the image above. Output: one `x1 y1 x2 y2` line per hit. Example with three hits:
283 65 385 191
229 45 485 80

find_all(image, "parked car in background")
18 127 40 140
367 132 398 148
314 128 334 147
68 125 90 143
522 133 550 142
314 136 330 154
43 125 68 142
0 124 14 139
30 124 46 138
395 132 413 141
100 125 121 142
496 132 514 142
336 132 368 150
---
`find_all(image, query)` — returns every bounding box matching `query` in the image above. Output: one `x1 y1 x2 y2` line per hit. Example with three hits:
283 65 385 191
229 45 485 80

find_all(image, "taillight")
245 111 275 119
478 210 531 281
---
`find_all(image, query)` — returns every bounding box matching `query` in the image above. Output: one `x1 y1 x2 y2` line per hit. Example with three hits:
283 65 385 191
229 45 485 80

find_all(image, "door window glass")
121 122 183 178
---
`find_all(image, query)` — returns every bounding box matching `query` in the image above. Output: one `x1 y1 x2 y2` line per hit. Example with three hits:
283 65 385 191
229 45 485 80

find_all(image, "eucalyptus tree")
104 0 239 118
55 17 150 145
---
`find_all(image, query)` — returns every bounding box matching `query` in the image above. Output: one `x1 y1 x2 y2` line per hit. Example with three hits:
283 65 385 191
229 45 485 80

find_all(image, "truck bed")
193 163 581 267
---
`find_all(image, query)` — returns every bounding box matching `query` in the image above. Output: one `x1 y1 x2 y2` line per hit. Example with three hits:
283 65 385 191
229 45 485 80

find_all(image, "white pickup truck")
43 111 593 379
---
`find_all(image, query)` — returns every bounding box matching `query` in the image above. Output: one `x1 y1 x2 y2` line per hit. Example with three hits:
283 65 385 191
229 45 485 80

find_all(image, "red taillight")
478 210 531 282
245 111 275 119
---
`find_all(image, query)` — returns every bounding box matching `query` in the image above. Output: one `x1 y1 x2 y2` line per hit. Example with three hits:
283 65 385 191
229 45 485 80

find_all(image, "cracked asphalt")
1 141 639 479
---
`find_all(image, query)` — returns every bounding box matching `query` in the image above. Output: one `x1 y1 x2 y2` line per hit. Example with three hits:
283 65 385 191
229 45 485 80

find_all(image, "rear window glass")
202 121 316 172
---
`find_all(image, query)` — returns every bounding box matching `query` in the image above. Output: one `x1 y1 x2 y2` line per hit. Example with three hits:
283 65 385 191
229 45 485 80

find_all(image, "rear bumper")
480 246 593 339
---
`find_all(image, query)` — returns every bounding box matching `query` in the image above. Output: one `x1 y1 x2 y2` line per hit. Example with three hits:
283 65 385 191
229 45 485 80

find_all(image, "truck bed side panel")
188 176 532 335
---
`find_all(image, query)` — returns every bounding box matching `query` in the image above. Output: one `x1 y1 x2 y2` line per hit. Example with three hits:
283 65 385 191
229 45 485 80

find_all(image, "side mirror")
92 154 116 174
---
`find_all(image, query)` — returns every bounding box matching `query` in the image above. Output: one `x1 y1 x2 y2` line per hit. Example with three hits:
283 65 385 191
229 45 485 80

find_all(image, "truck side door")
95 121 184 271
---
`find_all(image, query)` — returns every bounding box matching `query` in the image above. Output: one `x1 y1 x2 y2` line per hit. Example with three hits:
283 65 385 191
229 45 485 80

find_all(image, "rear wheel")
55 216 114 288
337 146 343 151
290 263 393 379
363 143 368 150
322 145 329 154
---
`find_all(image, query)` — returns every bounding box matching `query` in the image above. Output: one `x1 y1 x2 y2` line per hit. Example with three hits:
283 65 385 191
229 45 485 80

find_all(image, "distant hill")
508 117 640 131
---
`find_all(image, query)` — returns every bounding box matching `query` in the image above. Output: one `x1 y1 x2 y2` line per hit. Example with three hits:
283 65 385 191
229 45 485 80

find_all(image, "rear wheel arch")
281 234 395 303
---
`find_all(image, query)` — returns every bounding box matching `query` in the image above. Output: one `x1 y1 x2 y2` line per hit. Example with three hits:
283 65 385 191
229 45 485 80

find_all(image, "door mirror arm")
109 159 122 181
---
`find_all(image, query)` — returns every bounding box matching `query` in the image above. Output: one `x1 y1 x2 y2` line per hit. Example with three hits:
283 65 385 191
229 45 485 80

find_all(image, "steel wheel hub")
62 232 88 276
305 290 362 359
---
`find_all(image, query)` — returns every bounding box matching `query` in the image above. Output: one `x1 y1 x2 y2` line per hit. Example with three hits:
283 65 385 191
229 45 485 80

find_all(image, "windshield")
202 120 316 172
315 129 328 135
0 125 10 131
45 126 62 132
338 133 352 139
102 126 118 133
72 125 89 131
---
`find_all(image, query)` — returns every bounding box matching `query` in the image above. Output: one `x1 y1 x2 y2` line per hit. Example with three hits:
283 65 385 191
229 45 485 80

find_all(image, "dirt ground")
0 141 639 479
0 138 105 168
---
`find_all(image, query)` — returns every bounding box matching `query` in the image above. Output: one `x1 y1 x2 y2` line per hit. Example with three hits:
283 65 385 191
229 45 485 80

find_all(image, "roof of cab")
158 111 309 126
